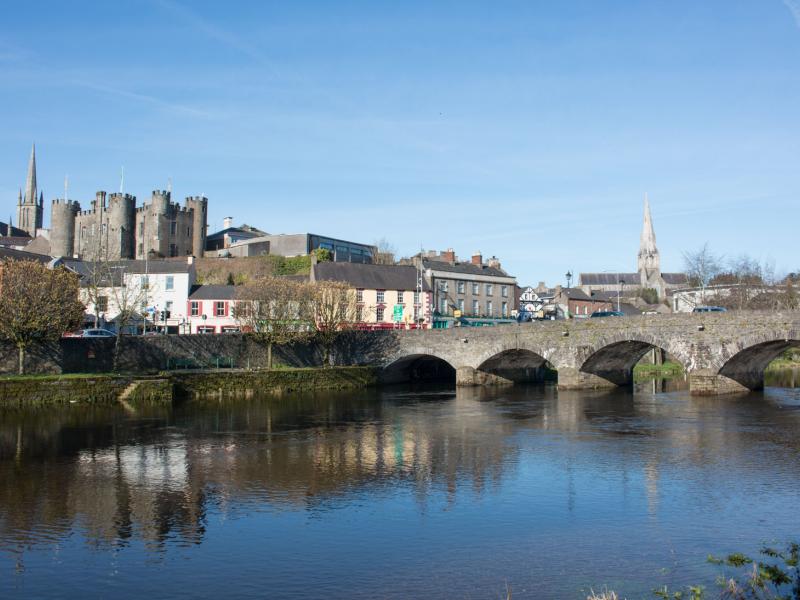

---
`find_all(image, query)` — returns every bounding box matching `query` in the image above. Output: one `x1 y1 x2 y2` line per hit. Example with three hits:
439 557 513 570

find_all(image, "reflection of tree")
3 387 800 559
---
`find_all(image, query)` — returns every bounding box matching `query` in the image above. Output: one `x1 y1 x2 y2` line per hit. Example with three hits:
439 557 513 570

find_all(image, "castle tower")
185 195 208 257
108 193 137 259
637 195 664 297
17 144 44 236
50 198 81 257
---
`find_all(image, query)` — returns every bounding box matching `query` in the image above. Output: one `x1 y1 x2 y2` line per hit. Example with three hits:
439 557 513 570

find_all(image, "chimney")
187 255 194 265
223 216 233 229
442 248 456 263
487 256 501 269
471 251 482 266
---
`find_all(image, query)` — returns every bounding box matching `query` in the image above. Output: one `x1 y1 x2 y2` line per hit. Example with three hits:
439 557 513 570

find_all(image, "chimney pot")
471 252 482 266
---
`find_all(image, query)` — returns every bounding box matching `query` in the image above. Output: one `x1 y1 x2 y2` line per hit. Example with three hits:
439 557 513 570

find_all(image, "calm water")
1 379 800 599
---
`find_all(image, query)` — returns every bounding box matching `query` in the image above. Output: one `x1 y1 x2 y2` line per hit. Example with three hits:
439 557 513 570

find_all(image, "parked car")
79 328 116 338
590 310 625 318
692 306 727 313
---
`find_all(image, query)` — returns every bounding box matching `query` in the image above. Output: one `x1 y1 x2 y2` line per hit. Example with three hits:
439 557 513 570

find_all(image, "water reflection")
2 383 800 598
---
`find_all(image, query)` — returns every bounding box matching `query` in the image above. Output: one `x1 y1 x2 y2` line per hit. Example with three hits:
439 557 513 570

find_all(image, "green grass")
0 372 116 382
633 360 684 375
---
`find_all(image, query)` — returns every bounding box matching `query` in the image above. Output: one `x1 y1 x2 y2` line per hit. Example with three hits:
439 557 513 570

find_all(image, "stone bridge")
374 311 800 395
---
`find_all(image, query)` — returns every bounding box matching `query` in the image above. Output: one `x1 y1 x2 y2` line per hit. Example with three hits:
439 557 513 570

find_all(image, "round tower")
108 193 136 259
150 190 170 215
185 195 208 257
50 199 80 258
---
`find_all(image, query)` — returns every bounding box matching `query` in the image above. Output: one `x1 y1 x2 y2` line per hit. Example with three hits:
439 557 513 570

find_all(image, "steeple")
639 193 657 254
24 144 37 205
16 143 44 236
637 193 662 295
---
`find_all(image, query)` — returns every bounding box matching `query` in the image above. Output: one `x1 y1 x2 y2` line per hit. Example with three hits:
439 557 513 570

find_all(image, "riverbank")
0 367 379 406
633 360 684 378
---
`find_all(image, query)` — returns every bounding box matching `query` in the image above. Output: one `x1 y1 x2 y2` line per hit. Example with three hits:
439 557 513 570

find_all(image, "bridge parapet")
379 311 800 395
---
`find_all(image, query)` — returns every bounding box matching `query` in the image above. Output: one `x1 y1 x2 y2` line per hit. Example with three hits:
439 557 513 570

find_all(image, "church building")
578 197 688 301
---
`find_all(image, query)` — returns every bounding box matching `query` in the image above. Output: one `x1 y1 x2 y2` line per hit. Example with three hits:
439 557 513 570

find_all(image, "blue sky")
1 1 798 284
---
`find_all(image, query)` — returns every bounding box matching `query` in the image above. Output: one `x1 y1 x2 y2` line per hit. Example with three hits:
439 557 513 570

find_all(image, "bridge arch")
476 348 555 384
716 332 800 390
579 332 689 388
379 353 457 384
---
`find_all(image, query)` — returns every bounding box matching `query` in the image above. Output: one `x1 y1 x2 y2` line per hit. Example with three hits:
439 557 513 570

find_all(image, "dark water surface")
1 379 800 599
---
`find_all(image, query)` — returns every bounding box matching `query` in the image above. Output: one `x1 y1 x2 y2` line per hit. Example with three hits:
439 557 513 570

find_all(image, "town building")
186 285 240 333
517 283 613 319
579 197 688 300
204 218 267 254
404 249 517 327
206 229 375 262
311 261 432 328
70 257 197 333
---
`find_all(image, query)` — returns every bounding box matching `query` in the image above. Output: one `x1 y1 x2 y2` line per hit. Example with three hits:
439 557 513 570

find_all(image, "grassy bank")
0 367 379 405
169 366 379 399
633 360 684 378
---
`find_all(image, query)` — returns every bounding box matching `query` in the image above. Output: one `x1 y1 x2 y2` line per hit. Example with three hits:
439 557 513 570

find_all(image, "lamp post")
565 270 572 289
617 279 624 312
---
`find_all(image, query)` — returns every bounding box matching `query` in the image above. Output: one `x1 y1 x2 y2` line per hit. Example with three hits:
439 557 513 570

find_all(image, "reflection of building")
579 197 688 301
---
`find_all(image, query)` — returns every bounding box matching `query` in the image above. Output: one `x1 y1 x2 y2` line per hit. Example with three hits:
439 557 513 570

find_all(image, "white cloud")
784 0 800 29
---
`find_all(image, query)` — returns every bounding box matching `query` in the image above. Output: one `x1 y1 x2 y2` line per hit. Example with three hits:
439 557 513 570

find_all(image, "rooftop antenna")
120 167 124 194
64 174 69 201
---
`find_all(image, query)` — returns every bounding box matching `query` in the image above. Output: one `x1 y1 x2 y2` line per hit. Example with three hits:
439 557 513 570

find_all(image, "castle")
12 145 208 260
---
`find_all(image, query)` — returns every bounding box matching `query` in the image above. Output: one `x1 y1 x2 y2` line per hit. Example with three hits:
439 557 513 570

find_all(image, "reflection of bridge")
378 312 800 395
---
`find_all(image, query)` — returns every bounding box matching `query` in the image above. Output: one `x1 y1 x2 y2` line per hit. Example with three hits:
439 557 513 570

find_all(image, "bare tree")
234 276 314 368
373 237 397 265
107 265 148 370
0 260 85 374
311 280 361 366
683 243 723 303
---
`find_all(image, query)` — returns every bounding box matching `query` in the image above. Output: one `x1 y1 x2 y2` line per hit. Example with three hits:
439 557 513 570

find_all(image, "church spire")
24 143 37 205
640 193 657 253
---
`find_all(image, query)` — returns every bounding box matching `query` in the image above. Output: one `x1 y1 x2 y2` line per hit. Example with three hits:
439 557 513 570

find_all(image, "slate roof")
579 273 640 285
0 246 52 264
0 236 32 247
423 258 514 280
189 284 237 300
314 262 429 291
580 272 689 286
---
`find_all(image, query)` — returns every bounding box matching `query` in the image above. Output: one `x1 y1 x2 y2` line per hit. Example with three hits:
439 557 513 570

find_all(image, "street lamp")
565 270 573 289
617 279 624 312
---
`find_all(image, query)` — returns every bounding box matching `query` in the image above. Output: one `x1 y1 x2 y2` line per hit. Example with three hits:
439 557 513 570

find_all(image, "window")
502 302 508 317
486 300 493 315
356 289 364 303
486 284 494 296
169 244 178 257
472 299 479 314
96 296 108 312
139 224 144 239
356 306 363 322
166 276 174 291
376 290 385 303
215 301 226 317
440 280 449 292
457 281 465 294
165 301 173 318
197 326 215 334
170 221 177 235
439 297 447 313
397 290 404 304
413 305 419 322
222 326 240 333
141 275 149 289
376 306 384 321
472 282 479 295
413 291 420 305
502 285 508 298
190 301 200 316
187 226 191 237
137 243 143 256
457 298 464 312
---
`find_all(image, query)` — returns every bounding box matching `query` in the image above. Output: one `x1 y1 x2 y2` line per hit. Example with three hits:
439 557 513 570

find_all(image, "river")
1 376 799 599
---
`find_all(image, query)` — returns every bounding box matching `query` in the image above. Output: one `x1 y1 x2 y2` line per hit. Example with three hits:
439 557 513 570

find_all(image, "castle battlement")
47 185 209 261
